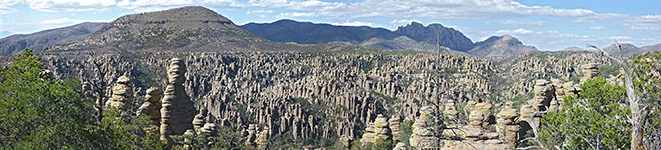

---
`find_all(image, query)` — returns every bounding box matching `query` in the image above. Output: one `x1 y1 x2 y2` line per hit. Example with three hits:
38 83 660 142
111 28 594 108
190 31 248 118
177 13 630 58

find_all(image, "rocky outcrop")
393 142 409 150
409 106 439 149
496 102 520 148
361 114 392 145
256 127 269 149
389 115 402 141
160 58 195 141
106 75 134 115
137 87 161 130
521 80 555 128
245 124 257 148
581 63 599 82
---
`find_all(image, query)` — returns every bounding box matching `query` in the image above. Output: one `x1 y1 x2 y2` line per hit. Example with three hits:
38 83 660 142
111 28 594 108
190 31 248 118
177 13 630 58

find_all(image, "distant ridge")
467 35 538 58
50 6 282 53
0 22 107 56
242 20 474 53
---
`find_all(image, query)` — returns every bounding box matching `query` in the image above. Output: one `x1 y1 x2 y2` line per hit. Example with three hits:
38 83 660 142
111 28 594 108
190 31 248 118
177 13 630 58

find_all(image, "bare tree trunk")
96 91 105 123
588 42 649 149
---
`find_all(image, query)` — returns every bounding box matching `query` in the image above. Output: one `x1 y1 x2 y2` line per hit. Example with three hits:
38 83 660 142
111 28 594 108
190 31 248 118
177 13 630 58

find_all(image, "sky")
1 0 660 51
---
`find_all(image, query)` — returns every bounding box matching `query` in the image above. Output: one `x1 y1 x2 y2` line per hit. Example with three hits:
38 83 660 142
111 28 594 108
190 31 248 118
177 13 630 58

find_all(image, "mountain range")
0 6 657 58
0 22 107 56
46 6 281 54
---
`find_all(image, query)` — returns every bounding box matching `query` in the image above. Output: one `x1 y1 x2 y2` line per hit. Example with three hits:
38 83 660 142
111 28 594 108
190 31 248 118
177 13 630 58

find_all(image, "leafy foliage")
632 51 661 149
0 49 166 149
538 77 630 149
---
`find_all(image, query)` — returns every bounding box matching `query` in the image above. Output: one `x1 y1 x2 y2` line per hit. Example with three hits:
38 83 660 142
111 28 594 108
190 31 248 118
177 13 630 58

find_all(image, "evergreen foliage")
539 77 630 149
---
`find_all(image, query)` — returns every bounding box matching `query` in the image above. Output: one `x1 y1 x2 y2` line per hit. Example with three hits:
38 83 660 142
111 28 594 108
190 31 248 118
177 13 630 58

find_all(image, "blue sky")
1 0 660 50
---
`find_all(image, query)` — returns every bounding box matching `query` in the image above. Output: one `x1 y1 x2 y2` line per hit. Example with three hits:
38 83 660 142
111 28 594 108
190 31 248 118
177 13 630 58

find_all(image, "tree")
0 49 166 149
538 77 630 149
632 51 661 149
588 42 649 149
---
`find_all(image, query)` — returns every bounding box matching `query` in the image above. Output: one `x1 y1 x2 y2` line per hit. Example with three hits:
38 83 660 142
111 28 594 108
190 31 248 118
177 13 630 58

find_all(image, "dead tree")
516 106 551 150
587 41 649 150
86 54 110 124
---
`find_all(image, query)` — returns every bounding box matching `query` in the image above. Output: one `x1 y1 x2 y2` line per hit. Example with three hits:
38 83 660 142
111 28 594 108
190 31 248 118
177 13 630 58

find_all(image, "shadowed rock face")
160 58 195 141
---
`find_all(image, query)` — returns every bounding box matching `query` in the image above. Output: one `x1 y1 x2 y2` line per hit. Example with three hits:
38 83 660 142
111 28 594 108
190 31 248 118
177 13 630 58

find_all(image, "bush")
538 77 630 149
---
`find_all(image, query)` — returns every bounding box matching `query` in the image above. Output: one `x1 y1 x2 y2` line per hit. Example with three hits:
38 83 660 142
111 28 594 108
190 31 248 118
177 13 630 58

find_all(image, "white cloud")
275 12 318 18
495 28 534 35
623 15 661 31
40 17 111 24
608 36 632 40
249 0 623 21
390 19 421 25
588 26 605 30
332 20 382 27
246 9 274 14
485 20 544 26
8 0 244 12
0 6 20 14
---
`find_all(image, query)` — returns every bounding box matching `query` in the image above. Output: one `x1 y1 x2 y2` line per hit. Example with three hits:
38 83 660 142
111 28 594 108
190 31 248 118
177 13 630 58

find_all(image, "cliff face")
394 22 475 52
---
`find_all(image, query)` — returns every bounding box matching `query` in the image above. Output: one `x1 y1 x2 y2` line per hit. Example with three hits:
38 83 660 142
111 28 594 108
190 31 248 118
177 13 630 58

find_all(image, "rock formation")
160 58 196 141
137 87 161 131
389 115 402 141
443 99 459 125
245 124 257 148
496 102 520 148
409 106 439 149
360 114 392 145
581 63 599 82
393 142 409 150
193 108 207 132
256 127 269 149
106 75 134 115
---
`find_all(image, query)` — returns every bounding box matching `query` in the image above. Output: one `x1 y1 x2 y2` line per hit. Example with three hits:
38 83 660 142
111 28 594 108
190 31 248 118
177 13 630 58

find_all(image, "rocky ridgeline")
29 49 619 148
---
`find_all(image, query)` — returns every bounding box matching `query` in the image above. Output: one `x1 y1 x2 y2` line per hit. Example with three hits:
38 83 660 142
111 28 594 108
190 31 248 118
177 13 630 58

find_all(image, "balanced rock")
389 115 402 141
160 58 196 141
409 106 439 149
137 87 161 130
496 102 520 148
360 114 392 145
581 63 599 82
106 75 134 114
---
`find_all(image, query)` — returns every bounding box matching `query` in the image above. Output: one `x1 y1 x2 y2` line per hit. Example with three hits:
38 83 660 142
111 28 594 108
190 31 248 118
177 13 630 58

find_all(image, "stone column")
160 58 196 142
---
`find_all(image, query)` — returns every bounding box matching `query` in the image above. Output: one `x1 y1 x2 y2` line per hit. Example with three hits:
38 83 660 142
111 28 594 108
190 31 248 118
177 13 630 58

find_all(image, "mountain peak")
410 21 424 27
394 22 474 51
467 35 537 57
49 6 278 53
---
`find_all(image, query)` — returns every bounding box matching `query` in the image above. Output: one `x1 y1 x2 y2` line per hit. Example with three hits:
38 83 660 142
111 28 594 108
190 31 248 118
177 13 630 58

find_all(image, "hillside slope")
0 22 107 56
49 6 282 53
